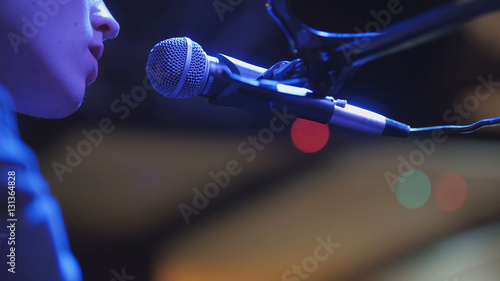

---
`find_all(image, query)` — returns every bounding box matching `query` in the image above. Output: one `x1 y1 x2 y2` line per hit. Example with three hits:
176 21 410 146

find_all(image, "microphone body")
146 37 410 137
199 53 267 97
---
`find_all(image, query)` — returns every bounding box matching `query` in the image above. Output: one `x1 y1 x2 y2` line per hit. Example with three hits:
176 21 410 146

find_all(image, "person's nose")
90 1 120 41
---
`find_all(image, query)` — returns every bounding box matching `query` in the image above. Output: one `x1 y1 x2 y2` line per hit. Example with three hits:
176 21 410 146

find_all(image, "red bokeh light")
291 118 330 153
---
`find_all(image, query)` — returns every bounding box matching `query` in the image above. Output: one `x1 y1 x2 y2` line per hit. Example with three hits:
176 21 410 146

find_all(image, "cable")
409 116 500 135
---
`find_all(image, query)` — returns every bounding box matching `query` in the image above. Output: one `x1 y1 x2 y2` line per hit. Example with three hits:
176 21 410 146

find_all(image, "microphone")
146 37 410 137
146 37 267 99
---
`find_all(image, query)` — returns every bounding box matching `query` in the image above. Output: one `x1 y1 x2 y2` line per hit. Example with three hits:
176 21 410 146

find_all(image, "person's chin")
19 102 81 119
48 79 87 118
53 101 83 119
18 89 85 119
49 97 84 119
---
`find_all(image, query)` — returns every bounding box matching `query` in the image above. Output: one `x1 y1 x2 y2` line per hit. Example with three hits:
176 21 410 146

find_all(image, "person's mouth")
87 44 104 85
89 44 104 61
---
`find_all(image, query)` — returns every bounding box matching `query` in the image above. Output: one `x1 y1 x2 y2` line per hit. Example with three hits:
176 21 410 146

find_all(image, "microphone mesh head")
146 37 208 99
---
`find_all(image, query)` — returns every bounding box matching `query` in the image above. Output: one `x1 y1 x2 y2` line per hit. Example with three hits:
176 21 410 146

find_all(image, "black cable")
410 116 500 135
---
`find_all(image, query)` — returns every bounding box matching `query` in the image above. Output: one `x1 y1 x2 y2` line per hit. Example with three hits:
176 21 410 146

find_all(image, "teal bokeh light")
395 170 432 209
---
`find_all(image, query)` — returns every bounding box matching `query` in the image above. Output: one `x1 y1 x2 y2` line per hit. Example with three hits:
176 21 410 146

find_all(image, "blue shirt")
0 83 82 281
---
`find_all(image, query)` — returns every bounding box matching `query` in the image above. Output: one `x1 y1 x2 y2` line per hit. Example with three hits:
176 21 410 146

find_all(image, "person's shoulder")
0 82 18 135
0 83 27 165
0 83 47 194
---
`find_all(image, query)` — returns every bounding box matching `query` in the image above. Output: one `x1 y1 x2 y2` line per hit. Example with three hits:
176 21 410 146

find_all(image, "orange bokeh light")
435 172 468 211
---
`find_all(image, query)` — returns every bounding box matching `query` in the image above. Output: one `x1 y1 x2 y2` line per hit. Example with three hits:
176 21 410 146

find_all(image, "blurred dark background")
17 0 500 280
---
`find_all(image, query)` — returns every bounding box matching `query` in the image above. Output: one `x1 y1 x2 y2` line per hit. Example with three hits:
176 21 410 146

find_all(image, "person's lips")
89 44 104 61
87 44 104 85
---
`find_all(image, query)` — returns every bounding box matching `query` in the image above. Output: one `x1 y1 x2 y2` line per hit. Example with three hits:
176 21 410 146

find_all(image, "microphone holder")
266 0 500 98
206 55 336 123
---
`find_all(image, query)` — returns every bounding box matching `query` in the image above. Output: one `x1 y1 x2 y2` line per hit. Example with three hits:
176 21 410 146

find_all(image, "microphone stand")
267 0 500 97
203 0 500 137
